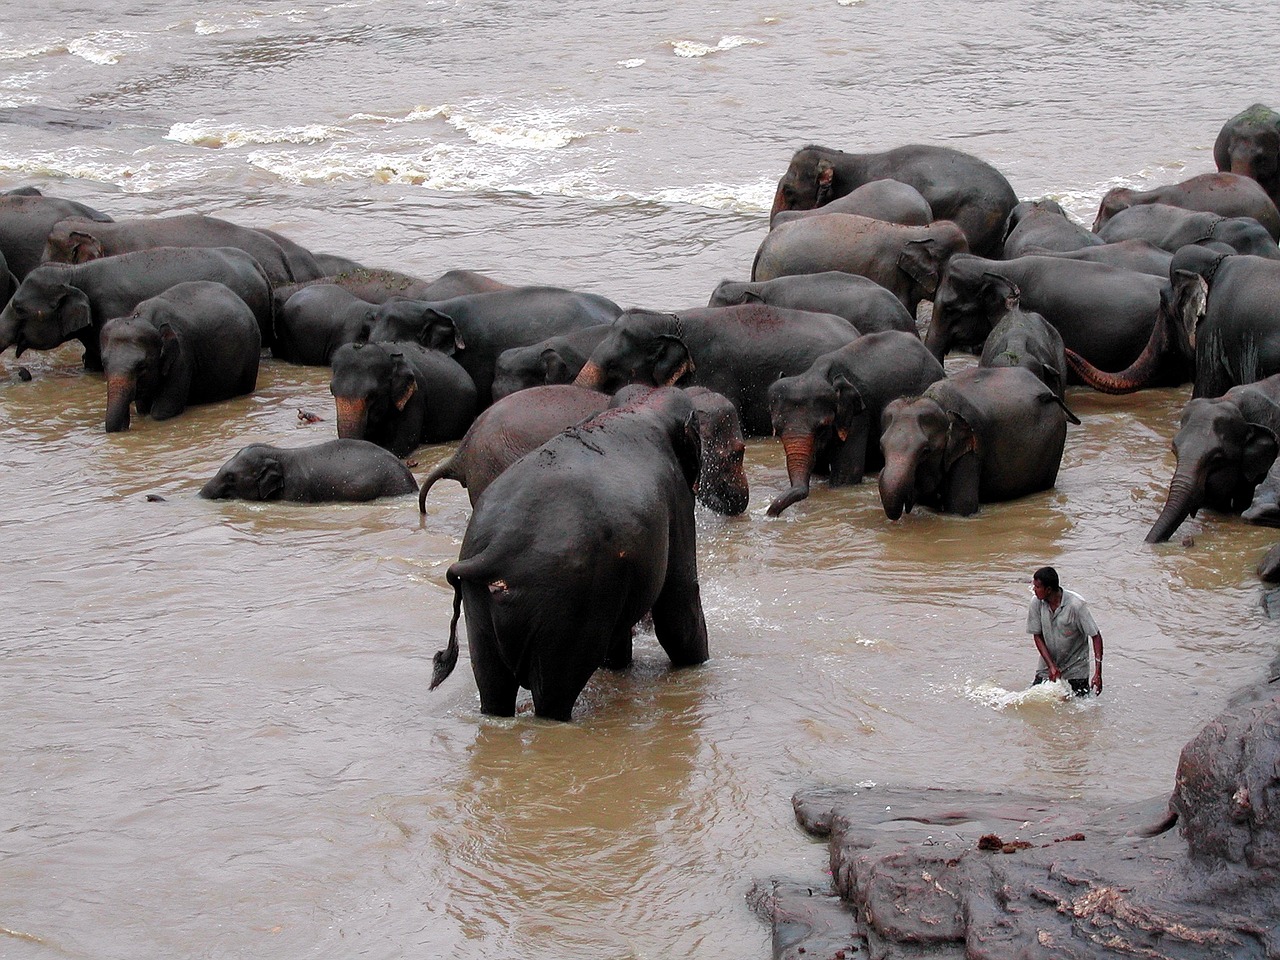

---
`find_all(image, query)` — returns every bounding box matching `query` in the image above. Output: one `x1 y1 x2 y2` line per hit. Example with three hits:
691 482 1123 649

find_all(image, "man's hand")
1091 664 1102 696
1047 665 1061 682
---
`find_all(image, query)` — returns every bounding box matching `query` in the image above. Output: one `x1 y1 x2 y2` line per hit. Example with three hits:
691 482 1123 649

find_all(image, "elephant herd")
6 101 1280 719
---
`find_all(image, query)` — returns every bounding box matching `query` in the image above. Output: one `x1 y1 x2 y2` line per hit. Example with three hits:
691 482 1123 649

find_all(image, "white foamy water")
166 121 344 149
669 36 764 58
66 30 147 65
965 678 1099 711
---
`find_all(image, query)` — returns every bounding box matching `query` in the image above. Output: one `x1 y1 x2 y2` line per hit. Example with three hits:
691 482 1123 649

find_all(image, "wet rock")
17 366 32 381
1257 543 1280 583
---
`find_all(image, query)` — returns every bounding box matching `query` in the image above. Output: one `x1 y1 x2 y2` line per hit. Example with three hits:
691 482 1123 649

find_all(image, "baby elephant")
200 439 418 502
100 280 260 432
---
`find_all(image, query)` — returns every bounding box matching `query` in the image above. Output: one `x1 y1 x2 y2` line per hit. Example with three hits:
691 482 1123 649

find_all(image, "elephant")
770 178 933 227
362 285 623 408
877 365 1077 520
0 191 112 281
100 281 261 432
0 246 273 370
419 384 749 517
42 213 323 286
274 283 379 366
769 144 1018 256
200 438 417 503
1019 238 1173 277
1214 104 1280 210
978 296 1070 400
1143 375 1280 544
1243 457 1280 528
429 386 709 721
1000 199 1103 258
751 213 970 315
1092 173 1280 242
271 266 509 316
572 304 862 436
765 331 946 516
924 253 1179 385
489 324 613 401
707 271 917 336
1065 247 1280 400
1095 203 1279 259
329 340 477 456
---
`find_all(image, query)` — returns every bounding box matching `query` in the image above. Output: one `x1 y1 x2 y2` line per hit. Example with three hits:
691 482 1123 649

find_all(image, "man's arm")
1091 633 1103 695
1032 632 1060 681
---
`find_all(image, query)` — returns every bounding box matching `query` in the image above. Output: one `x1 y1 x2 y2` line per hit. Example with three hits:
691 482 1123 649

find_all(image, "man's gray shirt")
1027 589 1099 681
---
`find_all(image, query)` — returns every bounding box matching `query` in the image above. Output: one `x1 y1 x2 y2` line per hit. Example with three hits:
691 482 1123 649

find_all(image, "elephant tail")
430 564 466 690
419 452 463 513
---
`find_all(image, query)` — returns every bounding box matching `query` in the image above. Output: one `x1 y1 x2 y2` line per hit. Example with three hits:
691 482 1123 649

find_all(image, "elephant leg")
827 428 869 486
650 548 709 668
461 589 518 717
942 453 982 516
602 621 634 670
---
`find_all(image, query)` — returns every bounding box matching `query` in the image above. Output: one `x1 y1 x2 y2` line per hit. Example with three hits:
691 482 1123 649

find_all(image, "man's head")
1032 566 1060 600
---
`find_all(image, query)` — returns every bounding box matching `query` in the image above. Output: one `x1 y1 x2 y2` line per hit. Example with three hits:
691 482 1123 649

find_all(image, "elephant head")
1214 104 1280 194
770 146 841 224
200 445 285 501
100 315 171 432
706 279 763 308
765 369 864 516
574 310 695 394
330 341 418 441
924 257 1018 361
362 300 463 353
1146 396 1279 543
686 387 749 516
898 227 968 307
877 395 976 520
42 224 106 264
0 265 92 357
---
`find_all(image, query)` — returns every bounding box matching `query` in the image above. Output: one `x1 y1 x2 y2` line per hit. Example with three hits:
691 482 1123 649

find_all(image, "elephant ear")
1243 424 1280 485
389 350 419 410
671 409 703 490
814 159 836 206
541 347 573 385
1171 269 1209 352
421 309 464 353
651 334 694 386
56 286 93 340
944 410 977 470
255 457 285 500
158 323 181 378
981 273 1021 312
66 230 104 264
898 239 947 295
833 375 865 441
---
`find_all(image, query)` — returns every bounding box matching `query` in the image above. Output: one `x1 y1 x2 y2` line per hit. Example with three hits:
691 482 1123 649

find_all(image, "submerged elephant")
770 178 933 227
878 365 1078 520
489 324 613 401
707 272 917 335
769 144 1017 256
1095 203 1279 259
100 281 260 432
1144 375 1280 544
274 283 379 366
1092 172 1280 242
1215 103 1280 209
766 331 945 516
329 340 477 456
1000 199 1102 258
978 296 1069 400
430 386 710 722
200 439 418 503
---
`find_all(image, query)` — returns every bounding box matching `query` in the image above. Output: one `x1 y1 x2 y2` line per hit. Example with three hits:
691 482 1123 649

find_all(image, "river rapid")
1 2 1278 958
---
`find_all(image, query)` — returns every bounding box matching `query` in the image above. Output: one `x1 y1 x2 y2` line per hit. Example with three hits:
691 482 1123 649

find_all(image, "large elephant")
1144 375 1280 544
1214 103 1280 210
363 285 623 408
1066 247 1280 400
751 213 969 315
770 178 933 227
270 266 510 317
419 384 749 516
200 438 418 503
707 271 917 335
100 281 260 432
274 283 378 366
1000 199 1102 258
42 213 324 286
490 324 613 401
924 253 1178 385
0 191 112 281
329 340 477 456
1092 173 1280 242
573 305 861 436
765 331 945 516
769 144 1017 256
0 246 273 370
429 386 709 722
877 366 1075 520
978 298 1070 400
1095 203 1279 259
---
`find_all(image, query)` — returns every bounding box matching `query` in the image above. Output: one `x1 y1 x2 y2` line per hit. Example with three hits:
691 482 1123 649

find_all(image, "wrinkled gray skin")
0 246 273 370
766 331 946 516
925 253 1176 384
1144 375 1280 544
878 366 1075 520
707 271 916 335
100 281 260 433
1067 247 1280 400
770 178 933 227
1000 198 1103 258
1215 103 1280 210
431 386 709 722
751 213 970 315
769 144 1017 256
1096 203 1280 259
363 285 622 408
574 305 861 436
490 324 612 401
1244 457 1280 528
977 286 1070 400
0 191 112 281
1020 238 1173 276
1093 172 1280 241
271 267 509 316
42 213 324 286
200 439 417 503
275 284 378 366
329 340 477 457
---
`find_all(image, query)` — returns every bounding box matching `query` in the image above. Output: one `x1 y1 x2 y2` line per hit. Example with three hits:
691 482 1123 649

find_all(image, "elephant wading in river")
769 144 1017 256
1092 173 1280 242
766 331 945 516
707 272 917 336
0 191 112 281
770 178 933 227
201 439 418 503
490 325 613 401
978 295 1070 400
100 281 260 432
1000 199 1103 258
877 366 1078 520
1215 104 1280 211
430 386 710 722
1095 204 1279 259
1144 375 1280 544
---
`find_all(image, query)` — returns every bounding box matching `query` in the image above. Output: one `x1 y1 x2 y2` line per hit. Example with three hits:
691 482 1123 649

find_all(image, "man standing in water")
1027 566 1103 696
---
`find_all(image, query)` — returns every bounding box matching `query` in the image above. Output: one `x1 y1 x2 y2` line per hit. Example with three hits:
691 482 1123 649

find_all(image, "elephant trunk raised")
105 374 135 433
767 433 816 516
1147 472 1201 543
334 395 370 440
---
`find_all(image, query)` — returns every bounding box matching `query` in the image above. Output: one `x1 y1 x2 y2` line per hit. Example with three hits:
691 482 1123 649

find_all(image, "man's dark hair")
1033 566 1060 591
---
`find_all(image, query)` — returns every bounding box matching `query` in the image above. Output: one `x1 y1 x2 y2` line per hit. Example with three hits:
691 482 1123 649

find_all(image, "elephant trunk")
767 433 815 516
0 303 19 355
768 184 789 225
573 360 605 391
1146 472 1202 544
878 457 915 521
105 374 135 433
418 452 463 513
1065 304 1177 395
334 395 369 440
700 452 750 516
